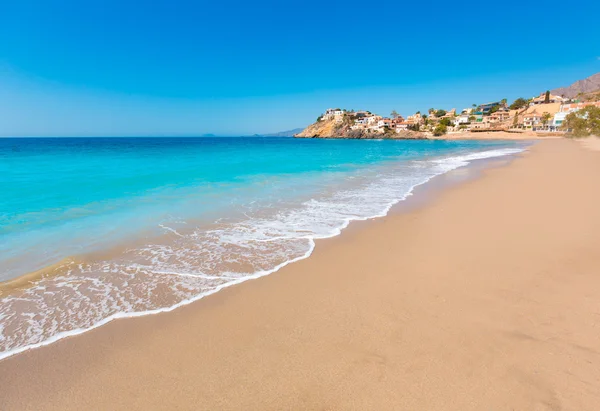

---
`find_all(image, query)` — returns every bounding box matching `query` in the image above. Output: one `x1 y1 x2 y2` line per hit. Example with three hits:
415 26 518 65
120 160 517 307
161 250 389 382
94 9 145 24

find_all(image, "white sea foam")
0 147 524 360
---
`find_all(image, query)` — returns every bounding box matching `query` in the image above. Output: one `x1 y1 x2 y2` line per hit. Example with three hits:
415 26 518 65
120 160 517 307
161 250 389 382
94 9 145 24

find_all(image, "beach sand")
1 139 600 410
439 130 560 140
579 136 600 151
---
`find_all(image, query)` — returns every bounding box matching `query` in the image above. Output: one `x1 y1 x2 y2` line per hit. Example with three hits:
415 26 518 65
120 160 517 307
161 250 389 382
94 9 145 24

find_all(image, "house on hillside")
441 108 456 118
390 117 405 126
489 110 511 123
366 115 382 125
454 114 471 126
478 102 501 114
406 113 424 124
321 108 346 121
523 112 542 129
560 101 600 112
530 93 565 105
395 121 411 132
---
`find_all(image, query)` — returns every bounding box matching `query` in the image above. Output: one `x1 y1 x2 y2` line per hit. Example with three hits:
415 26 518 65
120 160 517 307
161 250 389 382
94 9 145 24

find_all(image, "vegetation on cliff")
294 114 425 139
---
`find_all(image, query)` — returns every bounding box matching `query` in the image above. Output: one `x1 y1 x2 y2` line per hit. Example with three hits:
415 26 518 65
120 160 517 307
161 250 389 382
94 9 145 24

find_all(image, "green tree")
390 110 399 119
512 114 519 127
468 115 476 122
433 123 448 136
564 106 600 137
501 98 507 106
472 103 477 108
439 117 453 127
544 90 550 104
509 97 528 110
435 109 447 117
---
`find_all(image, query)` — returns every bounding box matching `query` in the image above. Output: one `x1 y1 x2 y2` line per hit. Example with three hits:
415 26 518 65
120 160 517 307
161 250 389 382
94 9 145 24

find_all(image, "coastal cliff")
294 117 425 139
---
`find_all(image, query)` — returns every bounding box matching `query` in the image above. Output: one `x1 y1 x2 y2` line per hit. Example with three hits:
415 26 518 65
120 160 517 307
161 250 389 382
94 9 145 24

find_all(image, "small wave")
0 146 524 360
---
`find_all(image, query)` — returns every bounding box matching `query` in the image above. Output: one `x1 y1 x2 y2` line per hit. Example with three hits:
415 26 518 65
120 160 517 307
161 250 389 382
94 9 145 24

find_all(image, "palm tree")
542 112 552 126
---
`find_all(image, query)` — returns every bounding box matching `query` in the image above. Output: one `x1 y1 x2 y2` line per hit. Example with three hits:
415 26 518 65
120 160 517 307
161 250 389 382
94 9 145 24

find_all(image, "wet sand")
439 131 561 140
1 139 600 410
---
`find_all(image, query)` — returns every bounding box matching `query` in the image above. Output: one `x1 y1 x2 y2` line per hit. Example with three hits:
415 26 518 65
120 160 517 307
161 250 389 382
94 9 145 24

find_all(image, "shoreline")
0 144 525 361
3 139 600 409
296 132 559 140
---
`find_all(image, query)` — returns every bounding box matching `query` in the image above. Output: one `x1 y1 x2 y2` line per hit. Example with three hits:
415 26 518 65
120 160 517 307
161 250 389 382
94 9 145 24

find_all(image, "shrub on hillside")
433 124 447 136
509 98 528 110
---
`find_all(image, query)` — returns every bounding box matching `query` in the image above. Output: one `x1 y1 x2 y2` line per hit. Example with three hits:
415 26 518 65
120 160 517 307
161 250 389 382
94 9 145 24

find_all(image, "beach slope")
1 139 600 410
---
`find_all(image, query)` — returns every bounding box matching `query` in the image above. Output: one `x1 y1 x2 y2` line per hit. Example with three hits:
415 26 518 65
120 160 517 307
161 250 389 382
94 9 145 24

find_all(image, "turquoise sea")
0 137 526 358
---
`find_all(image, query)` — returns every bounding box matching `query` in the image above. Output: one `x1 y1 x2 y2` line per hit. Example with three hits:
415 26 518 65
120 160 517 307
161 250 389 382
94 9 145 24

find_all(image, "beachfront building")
395 121 411 132
454 114 471 126
552 112 568 129
470 121 489 130
523 112 542 129
488 110 511 123
548 101 600 131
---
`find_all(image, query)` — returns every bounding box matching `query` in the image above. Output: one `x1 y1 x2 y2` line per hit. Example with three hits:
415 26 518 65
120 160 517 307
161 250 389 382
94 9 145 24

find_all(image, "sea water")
0 137 526 358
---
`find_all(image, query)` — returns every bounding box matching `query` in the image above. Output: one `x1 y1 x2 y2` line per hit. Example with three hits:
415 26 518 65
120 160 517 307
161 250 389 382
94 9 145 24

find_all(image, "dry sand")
579 136 600 151
1 139 600 410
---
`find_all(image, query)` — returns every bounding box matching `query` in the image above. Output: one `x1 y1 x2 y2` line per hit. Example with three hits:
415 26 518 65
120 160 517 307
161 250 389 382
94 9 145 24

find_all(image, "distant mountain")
262 128 304 137
551 72 600 98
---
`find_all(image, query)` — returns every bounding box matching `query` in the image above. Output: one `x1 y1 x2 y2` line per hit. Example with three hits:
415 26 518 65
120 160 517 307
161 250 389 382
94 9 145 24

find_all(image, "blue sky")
1 0 599 136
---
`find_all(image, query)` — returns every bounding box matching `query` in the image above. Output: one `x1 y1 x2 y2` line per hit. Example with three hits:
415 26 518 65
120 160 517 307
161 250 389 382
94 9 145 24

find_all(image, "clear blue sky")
1 0 599 136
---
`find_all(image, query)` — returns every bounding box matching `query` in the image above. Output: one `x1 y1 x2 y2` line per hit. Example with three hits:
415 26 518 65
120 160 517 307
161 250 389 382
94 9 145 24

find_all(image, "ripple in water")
0 147 524 359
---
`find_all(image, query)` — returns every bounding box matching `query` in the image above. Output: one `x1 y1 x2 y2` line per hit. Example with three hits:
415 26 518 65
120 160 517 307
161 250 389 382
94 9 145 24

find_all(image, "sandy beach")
1 139 599 410
438 130 562 140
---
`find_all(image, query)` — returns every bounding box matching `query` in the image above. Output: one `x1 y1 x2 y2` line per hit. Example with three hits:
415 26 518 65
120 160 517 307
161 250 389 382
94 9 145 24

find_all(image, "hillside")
294 118 425 139
551 72 600 99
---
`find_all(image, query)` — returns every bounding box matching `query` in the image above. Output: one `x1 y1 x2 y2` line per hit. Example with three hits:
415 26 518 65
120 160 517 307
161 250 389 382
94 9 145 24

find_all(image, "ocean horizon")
0 136 526 359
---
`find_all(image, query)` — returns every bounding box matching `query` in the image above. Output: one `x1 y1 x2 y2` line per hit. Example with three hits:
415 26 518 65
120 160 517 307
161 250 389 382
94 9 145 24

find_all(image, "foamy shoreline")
2 140 599 410
0 145 525 361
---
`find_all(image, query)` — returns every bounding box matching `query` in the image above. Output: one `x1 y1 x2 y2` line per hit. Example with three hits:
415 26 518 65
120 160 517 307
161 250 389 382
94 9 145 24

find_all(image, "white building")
454 114 471 126
321 108 346 121
552 112 568 128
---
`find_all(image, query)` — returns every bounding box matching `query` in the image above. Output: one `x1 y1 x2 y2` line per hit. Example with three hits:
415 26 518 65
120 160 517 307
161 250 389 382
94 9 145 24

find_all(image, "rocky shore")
294 118 426 139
